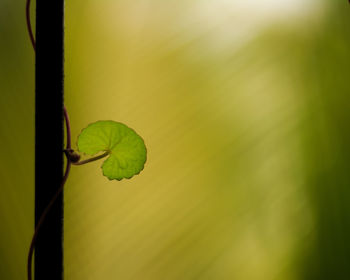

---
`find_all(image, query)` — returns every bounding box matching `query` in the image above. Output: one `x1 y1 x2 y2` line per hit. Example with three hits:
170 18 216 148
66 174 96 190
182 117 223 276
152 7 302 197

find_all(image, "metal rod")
35 0 65 278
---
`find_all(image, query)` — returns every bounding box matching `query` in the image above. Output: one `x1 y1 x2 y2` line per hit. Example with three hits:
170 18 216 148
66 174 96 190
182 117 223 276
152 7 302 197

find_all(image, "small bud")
64 149 81 163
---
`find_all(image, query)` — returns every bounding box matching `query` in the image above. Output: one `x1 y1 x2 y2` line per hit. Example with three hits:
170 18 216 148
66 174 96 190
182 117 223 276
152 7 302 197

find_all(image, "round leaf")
77 120 147 180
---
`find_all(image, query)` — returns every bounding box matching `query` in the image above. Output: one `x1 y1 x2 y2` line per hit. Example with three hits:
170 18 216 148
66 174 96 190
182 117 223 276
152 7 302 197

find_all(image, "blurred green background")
1 0 350 279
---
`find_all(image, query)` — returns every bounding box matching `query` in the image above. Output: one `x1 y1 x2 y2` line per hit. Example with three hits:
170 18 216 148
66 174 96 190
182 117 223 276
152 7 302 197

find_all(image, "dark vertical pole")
35 0 64 279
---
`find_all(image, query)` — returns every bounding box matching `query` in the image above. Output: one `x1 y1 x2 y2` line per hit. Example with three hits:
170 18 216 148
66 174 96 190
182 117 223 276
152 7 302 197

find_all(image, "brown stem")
26 0 35 50
64 106 71 149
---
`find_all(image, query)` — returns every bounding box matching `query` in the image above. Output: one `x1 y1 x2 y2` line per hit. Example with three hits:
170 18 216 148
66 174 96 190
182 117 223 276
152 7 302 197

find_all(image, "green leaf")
77 120 147 180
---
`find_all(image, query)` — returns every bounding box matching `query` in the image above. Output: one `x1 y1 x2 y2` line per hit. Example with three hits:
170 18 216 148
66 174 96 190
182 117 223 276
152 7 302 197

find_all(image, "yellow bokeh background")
1 0 350 279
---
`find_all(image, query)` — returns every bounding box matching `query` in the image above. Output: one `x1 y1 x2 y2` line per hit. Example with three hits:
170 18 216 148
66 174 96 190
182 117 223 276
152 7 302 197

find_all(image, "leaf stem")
72 151 110 165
